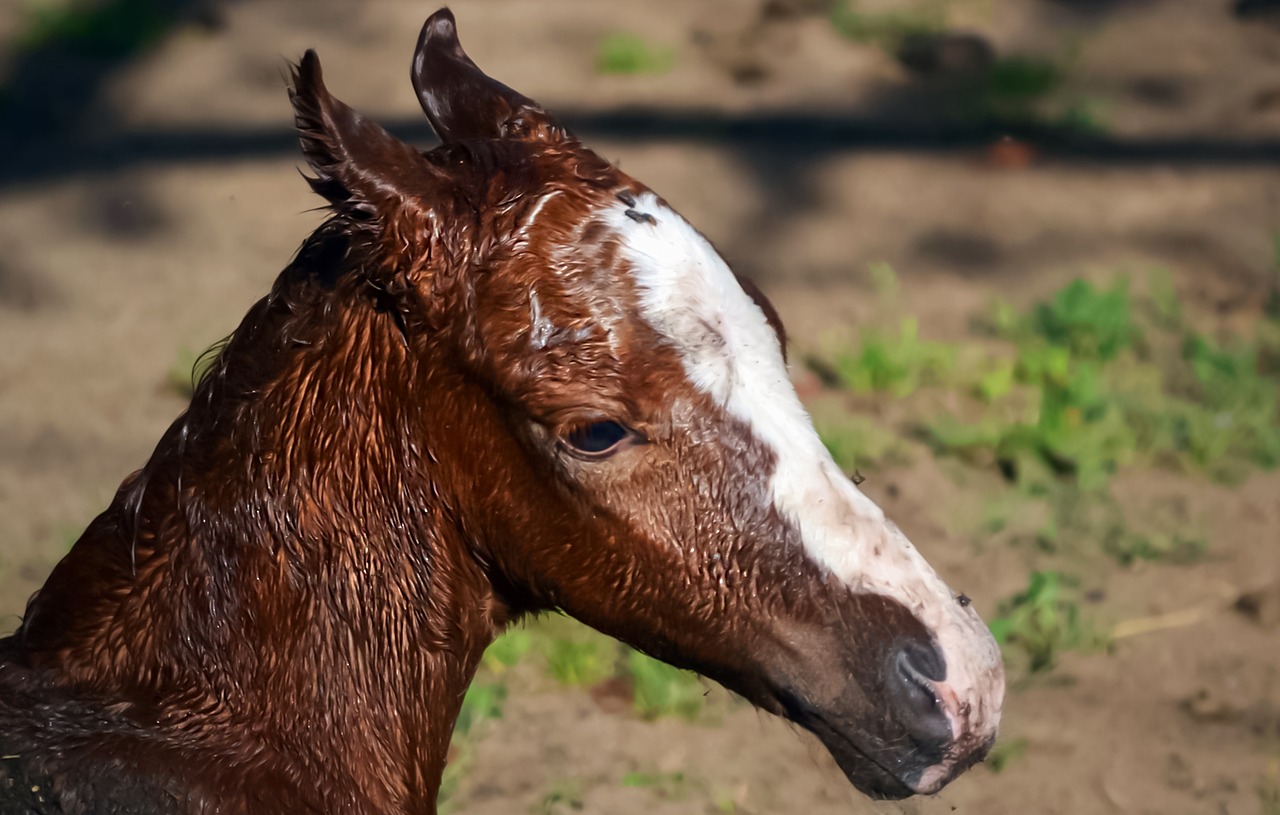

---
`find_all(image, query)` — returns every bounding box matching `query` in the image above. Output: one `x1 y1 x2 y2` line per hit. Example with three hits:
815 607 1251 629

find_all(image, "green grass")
817 412 911 474
1146 267 1184 330
453 681 507 738
1030 278 1134 360
596 33 673 76
545 636 614 687
944 445 1210 568
829 0 945 50
167 344 220 398
988 571 1105 674
985 56 1063 101
438 681 508 812
475 617 710 721
805 267 1280 569
481 627 534 673
920 276 1280 489
977 48 1113 134
626 650 705 721
985 736 1030 773
534 779 584 814
621 770 689 798
977 54 1071 125
442 618 712 808
834 317 954 396
526 616 709 720
868 260 901 300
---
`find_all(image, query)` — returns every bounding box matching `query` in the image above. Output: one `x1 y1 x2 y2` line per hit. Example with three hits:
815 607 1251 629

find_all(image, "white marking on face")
603 191 1004 772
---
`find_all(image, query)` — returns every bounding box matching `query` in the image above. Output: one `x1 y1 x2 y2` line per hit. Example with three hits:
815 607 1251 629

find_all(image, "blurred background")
2 0 1279 813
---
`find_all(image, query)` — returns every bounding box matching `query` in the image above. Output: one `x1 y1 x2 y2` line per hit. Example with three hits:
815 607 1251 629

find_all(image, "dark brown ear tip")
425 7 456 31
410 6 560 144
420 8 459 49
413 8 463 84
295 49 323 89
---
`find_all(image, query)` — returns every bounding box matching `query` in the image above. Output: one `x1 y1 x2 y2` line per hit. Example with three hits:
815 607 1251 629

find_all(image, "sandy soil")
2 1 1279 813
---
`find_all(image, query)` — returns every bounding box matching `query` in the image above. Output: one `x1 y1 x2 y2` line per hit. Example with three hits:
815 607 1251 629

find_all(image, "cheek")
611 438 803 613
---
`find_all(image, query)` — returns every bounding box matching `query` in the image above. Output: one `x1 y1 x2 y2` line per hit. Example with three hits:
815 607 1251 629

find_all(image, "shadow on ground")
2 0 1279 285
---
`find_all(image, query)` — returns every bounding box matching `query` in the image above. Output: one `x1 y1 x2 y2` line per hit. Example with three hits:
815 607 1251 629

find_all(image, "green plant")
829 0 944 50
1145 268 1183 330
1176 334 1280 472
835 317 954 396
816 413 910 474
1055 95 1112 136
1102 526 1207 565
1031 279 1134 361
868 260 900 301
625 650 704 720
535 780 584 814
482 627 534 673
926 359 1135 490
453 681 507 737
976 359 1016 403
985 736 1029 773
439 681 508 811
984 55 1063 102
506 617 712 721
167 345 220 398
1035 361 1138 486
596 33 673 75
621 770 689 798
545 636 614 687
988 571 1103 673
15 0 177 58
973 297 1022 339
813 271 1276 569
930 275 1280 488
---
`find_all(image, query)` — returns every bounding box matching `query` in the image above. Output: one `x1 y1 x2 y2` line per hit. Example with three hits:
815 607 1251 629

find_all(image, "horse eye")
561 421 634 459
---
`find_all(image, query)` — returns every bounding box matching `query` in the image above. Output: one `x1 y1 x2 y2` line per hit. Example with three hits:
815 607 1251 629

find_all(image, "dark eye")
561 421 636 460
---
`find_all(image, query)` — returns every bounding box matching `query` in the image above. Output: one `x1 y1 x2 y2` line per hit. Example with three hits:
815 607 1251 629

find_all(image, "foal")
0 9 1003 814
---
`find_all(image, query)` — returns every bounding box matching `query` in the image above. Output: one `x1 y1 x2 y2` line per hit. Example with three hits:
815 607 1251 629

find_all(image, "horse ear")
411 8 567 144
290 50 436 210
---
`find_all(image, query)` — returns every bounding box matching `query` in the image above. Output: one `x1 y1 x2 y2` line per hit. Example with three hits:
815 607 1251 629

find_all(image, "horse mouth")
804 715 921 800
911 737 997 794
776 689 991 800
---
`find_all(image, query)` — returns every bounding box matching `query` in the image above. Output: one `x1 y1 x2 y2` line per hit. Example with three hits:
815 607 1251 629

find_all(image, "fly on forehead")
617 189 658 226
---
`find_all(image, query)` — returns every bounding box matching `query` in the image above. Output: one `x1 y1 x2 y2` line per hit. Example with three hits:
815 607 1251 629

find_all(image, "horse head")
287 8 1004 799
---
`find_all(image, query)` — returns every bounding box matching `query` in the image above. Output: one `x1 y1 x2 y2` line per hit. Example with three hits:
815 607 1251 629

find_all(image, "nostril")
899 641 946 683
889 641 952 747
895 649 941 715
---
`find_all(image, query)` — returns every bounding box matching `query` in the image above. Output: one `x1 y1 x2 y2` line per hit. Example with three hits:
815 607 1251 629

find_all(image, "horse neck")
17 273 500 811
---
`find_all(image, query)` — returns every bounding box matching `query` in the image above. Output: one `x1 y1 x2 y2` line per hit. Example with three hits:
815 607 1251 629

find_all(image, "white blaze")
604 192 1003 760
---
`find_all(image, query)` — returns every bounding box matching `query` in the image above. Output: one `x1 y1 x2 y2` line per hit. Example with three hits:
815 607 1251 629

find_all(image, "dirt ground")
2 1 1279 813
